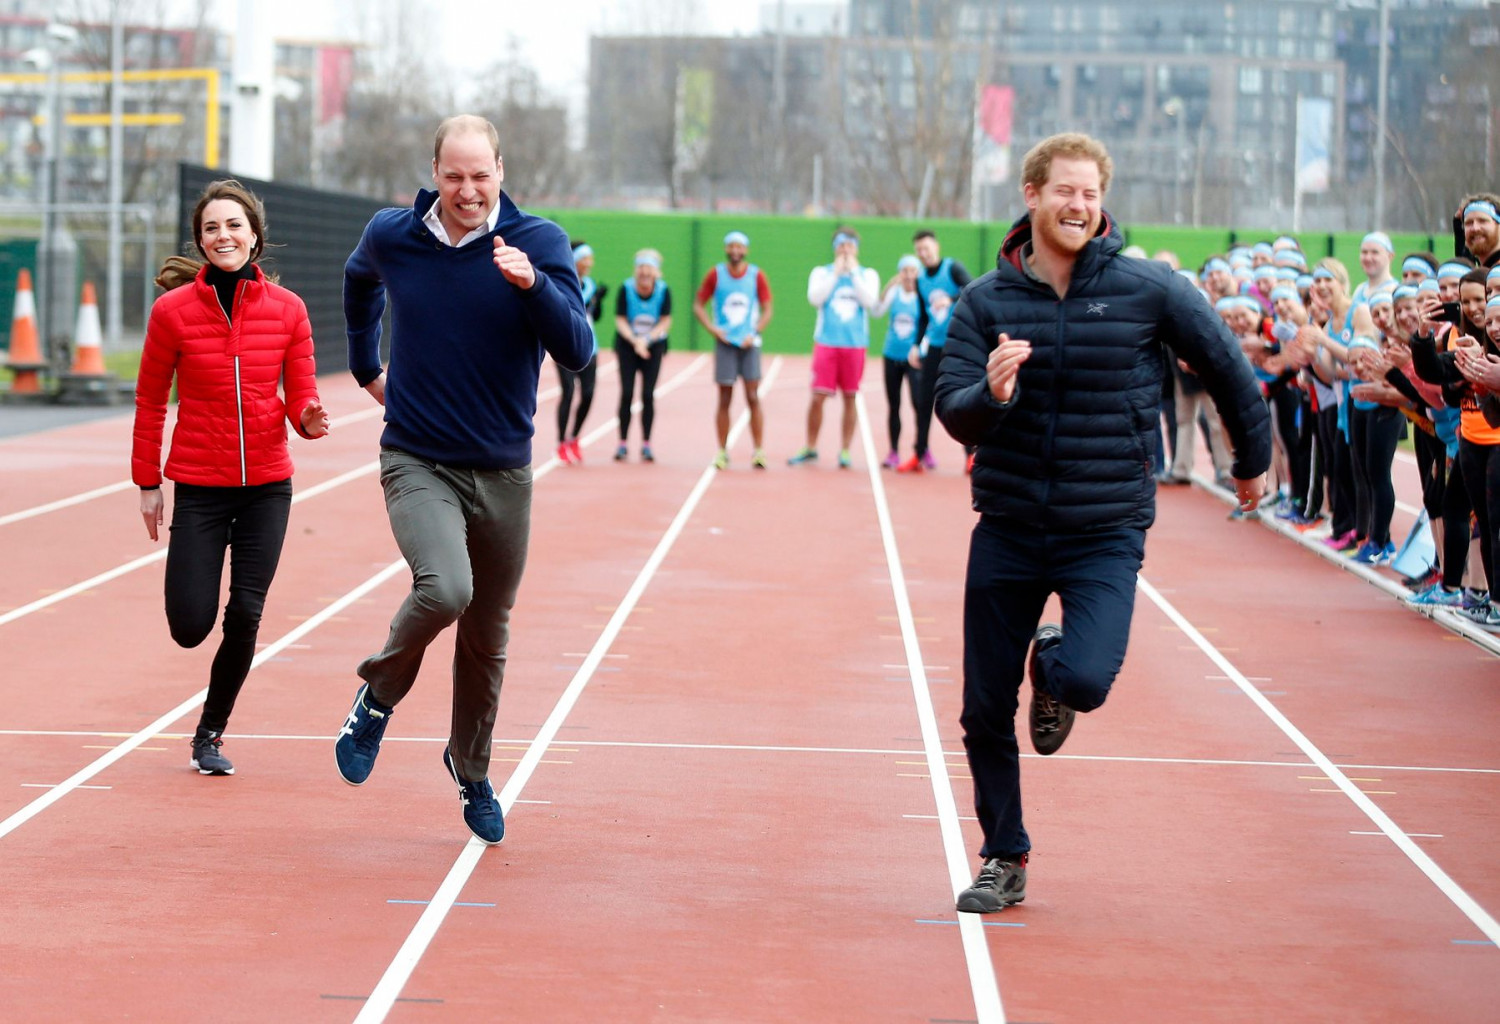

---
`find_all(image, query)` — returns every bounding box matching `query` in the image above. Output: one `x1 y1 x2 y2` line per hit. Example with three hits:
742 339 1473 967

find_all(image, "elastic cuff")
139 484 160 491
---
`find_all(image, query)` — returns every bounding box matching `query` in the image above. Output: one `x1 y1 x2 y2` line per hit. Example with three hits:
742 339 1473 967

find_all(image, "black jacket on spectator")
935 211 1271 532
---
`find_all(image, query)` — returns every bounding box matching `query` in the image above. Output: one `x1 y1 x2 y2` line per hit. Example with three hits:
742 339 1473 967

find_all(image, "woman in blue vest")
873 254 923 468
614 249 672 461
557 240 605 463
908 229 972 472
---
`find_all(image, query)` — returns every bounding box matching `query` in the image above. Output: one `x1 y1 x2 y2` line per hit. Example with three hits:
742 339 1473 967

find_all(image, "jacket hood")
997 210 1121 280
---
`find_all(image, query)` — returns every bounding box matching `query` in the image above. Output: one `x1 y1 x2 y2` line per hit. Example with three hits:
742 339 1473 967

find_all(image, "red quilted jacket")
132 264 320 488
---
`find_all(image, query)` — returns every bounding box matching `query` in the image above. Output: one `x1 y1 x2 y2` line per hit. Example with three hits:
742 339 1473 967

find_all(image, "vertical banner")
674 67 714 176
1294 96 1332 194
970 84 1014 221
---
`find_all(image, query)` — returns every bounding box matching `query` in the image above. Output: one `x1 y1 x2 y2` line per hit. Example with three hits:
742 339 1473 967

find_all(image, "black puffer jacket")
935 212 1271 532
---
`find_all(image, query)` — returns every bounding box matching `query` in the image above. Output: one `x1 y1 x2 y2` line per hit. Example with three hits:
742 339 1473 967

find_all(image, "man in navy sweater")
335 114 593 845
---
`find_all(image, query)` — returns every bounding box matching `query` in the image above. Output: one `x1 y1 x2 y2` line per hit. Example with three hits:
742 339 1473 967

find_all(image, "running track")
0 355 1495 1023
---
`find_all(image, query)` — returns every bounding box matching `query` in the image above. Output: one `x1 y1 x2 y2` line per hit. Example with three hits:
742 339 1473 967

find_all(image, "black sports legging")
556 354 597 443
1348 405 1403 547
1440 453 1472 590
883 356 919 453
1317 404 1355 537
1458 438 1500 595
165 479 292 734
616 339 666 442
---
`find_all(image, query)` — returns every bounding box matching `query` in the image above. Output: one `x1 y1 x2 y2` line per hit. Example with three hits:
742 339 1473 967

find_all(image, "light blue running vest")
882 289 921 361
712 263 760 346
580 275 599 357
815 267 869 349
916 258 961 349
624 282 668 340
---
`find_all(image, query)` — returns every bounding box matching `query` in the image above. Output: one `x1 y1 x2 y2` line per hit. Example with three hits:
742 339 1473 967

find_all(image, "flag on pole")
972 85 1014 187
1294 96 1332 195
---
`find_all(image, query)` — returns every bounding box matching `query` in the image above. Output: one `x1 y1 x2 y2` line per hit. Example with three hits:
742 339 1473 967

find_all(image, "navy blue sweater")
344 190 593 468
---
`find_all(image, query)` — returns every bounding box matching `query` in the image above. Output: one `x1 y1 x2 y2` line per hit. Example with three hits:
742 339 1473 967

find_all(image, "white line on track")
0 354 706 838
1136 575 1500 947
0 355 656 629
854 393 1006 1024
353 354 766 1023
0 404 387 529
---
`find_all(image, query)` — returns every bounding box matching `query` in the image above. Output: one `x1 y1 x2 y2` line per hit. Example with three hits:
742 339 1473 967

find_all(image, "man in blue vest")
789 226 880 469
907 229 972 473
693 230 774 470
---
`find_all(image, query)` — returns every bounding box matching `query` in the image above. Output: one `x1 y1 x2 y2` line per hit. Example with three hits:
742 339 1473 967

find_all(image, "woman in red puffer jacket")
131 179 329 777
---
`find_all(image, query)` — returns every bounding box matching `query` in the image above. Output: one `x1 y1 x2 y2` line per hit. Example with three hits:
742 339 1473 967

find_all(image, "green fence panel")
0 239 38 354
1121 225 1231 270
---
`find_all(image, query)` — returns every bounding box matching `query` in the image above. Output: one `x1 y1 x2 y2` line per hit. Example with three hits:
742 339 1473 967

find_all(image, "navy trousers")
961 515 1146 859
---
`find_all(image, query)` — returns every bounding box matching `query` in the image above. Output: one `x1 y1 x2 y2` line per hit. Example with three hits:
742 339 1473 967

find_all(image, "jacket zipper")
1040 296 1066 509
213 280 248 486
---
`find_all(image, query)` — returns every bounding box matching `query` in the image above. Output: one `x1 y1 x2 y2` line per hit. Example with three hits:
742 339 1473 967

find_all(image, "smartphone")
1438 301 1461 325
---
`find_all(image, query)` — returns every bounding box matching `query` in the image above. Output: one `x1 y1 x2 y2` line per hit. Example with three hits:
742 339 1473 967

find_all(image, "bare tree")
470 38 579 206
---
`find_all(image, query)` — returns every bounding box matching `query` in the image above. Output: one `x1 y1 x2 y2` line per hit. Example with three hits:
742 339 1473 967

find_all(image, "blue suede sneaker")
336 683 392 786
443 746 505 845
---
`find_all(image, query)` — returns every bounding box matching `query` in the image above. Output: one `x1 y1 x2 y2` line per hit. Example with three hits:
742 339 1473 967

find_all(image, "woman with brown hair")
132 179 329 775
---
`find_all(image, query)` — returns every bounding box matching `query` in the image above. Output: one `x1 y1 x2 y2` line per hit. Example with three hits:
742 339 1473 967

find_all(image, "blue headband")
1313 267 1335 280
1489 265 1500 282
1465 201 1500 223
897 255 920 272
1270 286 1298 303
1489 295 1500 310
1228 246 1251 259
1438 262 1470 281
1278 251 1307 269
1275 267 1298 281
1253 265 1277 280
724 230 749 247
833 232 858 250
1296 274 1313 289
1402 256 1436 277
1348 334 1382 352
1176 268 1198 282
1362 231 1394 254
1392 284 1419 302
635 253 661 269
1204 258 1230 275
1418 279 1441 294
1252 242 1274 256
1368 290 1393 307
572 244 593 260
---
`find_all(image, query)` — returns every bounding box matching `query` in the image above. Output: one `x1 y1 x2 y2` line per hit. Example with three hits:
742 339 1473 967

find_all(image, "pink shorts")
811 344 866 395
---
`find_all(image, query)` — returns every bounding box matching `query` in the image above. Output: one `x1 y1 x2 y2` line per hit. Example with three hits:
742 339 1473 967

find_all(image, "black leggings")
1270 388 1312 507
1317 405 1355 536
1441 452 1472 590
883 356 919 453
914 348 945 457
556 354 597 442
616 340 665 442
1458 439 1500 595
165 479 292 734
1348 405 1403 547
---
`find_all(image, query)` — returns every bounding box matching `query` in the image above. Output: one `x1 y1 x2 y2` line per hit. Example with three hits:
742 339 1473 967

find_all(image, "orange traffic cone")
4 268 46 394
69 281 106 376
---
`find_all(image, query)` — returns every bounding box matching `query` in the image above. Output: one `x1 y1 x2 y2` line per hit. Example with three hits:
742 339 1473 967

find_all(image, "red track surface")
0 355 1495 1023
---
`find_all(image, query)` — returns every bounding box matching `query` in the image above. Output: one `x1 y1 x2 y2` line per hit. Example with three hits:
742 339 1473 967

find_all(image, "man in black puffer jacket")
936 133 1272 914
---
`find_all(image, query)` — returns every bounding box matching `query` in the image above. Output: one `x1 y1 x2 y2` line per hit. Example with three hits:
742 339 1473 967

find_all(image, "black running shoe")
956 854 1028 913
1028 624 1074 755
190 728 234 776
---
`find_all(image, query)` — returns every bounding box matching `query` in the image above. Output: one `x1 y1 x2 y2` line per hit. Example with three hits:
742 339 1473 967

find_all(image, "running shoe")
751 450 767 470
567 438 583 463
1027 624 1074 755
838 449 852 469
956 854 1027 913
1406 583 1464 608
712 449 729 471
1323 528 1358 550
1457 602 1500 631
1349 541 1380 564
896 455 923 473
1400 566 1441 591
190 728 234 776
613 443 628 462
881 450 900 469
442 746 505 845
1373 541 1398 566
641 444 655 463
336 683 393 786
1292 513 1327 532
787 447 818 465
921 450 938 470
1463 588 1492 611
556 442 573 465
1227 506 1259 521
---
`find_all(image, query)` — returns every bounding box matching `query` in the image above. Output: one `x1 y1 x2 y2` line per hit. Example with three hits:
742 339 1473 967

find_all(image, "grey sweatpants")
359 447 532 781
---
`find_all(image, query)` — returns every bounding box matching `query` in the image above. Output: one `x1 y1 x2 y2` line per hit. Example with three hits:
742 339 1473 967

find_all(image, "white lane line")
0 356 689 630
0 356 708 840
1137 575 1500 947
855 393 1006 1024
0 559 408 842
0 405 385 529
354 355 769 1024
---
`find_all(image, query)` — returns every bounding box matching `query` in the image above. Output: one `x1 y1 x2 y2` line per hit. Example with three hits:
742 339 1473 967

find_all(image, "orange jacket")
132 264 319 488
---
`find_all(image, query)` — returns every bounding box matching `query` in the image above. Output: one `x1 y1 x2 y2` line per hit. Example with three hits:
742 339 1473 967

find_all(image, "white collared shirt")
423 196 501 248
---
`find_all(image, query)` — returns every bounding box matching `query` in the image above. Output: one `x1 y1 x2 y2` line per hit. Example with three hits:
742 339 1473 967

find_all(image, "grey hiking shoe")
956 854 1028 913
1028 624 1074 755
190 728 234 776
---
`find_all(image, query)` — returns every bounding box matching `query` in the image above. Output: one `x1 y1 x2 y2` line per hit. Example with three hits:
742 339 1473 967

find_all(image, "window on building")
1239 66 1262 96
